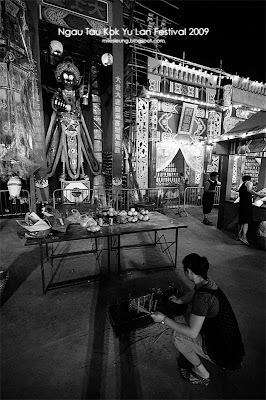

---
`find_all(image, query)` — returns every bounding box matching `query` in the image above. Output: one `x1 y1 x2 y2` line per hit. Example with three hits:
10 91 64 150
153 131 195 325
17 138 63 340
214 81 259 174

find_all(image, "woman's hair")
210 172 218 179
182 253 209 279
242 175 251 182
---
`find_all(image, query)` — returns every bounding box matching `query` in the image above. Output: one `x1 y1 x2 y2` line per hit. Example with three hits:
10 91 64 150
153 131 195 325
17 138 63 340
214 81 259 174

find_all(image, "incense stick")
131 301 150 315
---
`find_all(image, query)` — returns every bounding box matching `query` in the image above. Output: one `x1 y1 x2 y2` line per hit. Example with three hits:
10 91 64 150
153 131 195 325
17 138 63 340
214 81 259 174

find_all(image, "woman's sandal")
179 366 210 386
239 237 250 246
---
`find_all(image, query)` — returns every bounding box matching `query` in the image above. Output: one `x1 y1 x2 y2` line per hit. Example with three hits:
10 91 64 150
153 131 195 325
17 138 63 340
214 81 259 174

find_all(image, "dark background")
140 0 265 81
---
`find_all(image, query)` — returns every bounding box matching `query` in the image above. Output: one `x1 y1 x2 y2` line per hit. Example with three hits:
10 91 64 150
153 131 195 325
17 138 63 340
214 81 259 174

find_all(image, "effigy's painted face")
62 72 75 90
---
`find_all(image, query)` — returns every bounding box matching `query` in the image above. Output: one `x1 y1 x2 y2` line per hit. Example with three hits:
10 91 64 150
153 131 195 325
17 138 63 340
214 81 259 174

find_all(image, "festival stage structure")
0 0 265 217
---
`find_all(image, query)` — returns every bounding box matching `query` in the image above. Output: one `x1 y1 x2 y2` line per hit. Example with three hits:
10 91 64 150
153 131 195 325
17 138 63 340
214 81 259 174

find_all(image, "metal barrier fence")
0 190 31 217
52 186 185 214
181 186 221 216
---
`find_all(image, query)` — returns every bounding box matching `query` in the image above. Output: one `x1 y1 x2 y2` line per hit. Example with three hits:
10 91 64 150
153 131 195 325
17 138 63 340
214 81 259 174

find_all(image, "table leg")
117 235 121 275
39 243 46 294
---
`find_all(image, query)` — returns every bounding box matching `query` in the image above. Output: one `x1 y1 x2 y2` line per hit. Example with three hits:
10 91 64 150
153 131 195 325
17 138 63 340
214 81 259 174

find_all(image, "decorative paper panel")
191 117 207 143
232 157 238 184
206 88 216 104
223 85 232 107
207 111 222 138
136 98 149 188
207 155 219 173
149 99 159 141
196 108 206 118
158 111 180 137
159 102 179 113
223 107 240 134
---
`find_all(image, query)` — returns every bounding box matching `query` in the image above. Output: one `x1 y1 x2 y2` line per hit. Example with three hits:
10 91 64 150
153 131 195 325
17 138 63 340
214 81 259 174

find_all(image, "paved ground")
0 207 265 399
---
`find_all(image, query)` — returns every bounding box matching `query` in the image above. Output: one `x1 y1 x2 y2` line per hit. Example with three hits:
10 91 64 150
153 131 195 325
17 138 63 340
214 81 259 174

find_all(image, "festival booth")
133 56 224 197
217 88 266 247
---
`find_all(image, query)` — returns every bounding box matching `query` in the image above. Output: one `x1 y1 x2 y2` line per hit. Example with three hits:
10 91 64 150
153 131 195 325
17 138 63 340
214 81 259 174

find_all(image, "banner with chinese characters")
178 103 198 135
112 0 123 186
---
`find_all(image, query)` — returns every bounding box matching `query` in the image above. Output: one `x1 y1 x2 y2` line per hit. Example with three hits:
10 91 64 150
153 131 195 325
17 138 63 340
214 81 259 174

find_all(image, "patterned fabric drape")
156 139 204 174
156 142 179 172
0 0 45 181
181 143 204 173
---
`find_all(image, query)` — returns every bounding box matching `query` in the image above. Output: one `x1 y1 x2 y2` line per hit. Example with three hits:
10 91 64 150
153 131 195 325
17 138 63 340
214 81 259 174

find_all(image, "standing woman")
202 172 221 225
150 253 245 386
238 175 264 245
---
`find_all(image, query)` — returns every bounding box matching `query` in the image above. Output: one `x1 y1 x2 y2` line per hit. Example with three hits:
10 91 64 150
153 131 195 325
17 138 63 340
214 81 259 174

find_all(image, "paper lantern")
7 176 22 199
49 40 63 56
101 53 113 66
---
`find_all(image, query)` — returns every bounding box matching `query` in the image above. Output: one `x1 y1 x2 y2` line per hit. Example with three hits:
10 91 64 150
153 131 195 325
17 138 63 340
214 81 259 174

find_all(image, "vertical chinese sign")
178 103 198 135
112 0 123 187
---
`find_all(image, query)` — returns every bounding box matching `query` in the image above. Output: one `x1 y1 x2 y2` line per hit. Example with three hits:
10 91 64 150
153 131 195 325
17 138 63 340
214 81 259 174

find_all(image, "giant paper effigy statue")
45 58 100 181
0 0 45 188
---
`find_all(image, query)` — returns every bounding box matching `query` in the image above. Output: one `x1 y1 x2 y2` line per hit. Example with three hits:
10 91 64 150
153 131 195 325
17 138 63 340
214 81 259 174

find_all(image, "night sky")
139 0 265 82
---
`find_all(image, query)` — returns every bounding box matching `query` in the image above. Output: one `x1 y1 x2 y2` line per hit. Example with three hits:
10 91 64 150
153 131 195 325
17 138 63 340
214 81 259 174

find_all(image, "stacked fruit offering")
116 208 150 224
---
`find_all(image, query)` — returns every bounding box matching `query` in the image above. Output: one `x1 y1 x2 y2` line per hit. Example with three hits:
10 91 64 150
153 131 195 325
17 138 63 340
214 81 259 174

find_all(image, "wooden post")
258 157 266 191
216 141 231 230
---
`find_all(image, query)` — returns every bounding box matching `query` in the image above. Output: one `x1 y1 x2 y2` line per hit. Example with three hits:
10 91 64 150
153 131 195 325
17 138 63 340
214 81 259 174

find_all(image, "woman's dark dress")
202 179 217 214
239 182 252 224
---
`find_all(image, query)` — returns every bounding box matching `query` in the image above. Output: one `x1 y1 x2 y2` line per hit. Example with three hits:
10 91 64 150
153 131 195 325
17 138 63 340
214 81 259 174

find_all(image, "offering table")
24 212 187 293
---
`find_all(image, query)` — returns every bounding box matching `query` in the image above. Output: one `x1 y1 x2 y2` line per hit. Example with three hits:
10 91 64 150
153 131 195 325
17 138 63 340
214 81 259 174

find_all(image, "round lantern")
101 53 113 67
49 40 63 56
7 175 22 200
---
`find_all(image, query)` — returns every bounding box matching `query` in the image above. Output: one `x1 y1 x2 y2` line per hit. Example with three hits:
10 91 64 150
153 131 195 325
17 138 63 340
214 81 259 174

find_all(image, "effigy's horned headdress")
55 57 81 85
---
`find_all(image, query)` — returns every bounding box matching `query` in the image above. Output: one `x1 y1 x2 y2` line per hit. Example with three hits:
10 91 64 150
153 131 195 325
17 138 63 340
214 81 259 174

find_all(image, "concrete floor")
0 207 265 400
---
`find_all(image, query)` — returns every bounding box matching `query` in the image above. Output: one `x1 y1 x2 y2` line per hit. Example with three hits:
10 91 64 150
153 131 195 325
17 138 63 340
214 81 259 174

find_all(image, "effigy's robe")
45 89 100 180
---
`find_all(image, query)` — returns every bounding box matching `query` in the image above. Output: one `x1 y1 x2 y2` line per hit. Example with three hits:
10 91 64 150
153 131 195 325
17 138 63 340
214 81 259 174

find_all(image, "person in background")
202 171 221 225
179 172 186 202
237 175 264 245
150 253 245 386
